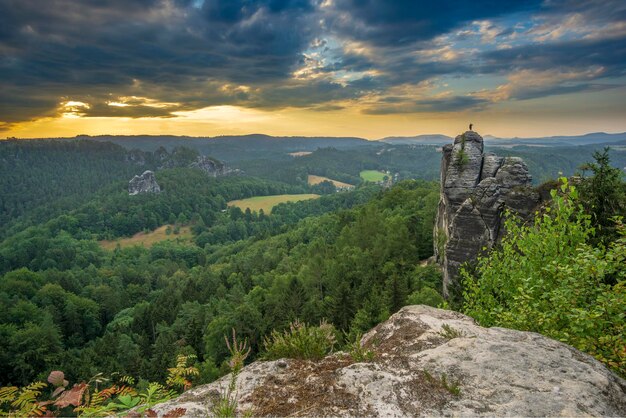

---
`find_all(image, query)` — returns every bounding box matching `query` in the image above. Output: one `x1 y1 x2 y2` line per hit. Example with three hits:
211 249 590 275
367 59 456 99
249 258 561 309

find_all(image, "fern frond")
11 382 46 410
0 386 18 404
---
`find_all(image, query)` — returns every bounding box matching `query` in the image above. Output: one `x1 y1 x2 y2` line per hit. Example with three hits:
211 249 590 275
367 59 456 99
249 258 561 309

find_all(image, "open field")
307 175 354 189
360 170 388 182
99 225 193 250
228 194 320 213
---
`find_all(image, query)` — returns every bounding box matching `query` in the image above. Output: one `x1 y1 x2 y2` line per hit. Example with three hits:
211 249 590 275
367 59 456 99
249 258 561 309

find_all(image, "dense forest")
0 138 624 416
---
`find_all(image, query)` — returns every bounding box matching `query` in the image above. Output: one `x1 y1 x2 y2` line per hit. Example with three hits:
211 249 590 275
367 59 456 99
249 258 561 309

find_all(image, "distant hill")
76 134 374 162
379 134 453 145
484 132 626 147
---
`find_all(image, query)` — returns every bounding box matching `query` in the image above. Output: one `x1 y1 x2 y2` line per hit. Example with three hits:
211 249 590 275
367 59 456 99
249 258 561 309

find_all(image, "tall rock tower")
434 131 540 296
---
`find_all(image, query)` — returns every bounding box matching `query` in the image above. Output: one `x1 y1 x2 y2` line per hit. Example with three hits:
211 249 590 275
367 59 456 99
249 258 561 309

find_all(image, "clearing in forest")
307 175 354 189
360 170 388 182
228 194 320 213
99 225 192 250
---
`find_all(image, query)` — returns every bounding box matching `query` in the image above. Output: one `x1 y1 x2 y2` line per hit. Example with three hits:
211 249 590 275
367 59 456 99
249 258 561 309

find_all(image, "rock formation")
434 131 539 296
151 305 626 417
189 155 237 177
128 170 161 195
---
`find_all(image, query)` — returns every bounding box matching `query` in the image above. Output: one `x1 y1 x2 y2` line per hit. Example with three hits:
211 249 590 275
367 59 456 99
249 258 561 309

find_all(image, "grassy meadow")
360 170 388 182
228 194 320 213
99 225 193 250
307 174 354 189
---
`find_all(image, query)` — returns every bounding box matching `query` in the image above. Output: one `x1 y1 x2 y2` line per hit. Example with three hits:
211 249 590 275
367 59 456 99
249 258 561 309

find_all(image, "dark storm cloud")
542 0 626 22
1 0 625 127
324 0 543 46
481 36 626 77
362 96 490 115
0 0 319 126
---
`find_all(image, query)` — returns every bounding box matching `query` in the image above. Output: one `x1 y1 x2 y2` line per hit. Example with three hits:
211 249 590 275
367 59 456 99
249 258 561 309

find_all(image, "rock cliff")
151 306 626 417
128 170 161 195
189 155 238 177
434 131 539 296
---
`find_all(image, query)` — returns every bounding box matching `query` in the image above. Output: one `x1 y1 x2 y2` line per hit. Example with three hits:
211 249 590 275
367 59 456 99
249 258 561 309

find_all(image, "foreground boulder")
151 306 626 417
434 131 540 296
128 170 161 195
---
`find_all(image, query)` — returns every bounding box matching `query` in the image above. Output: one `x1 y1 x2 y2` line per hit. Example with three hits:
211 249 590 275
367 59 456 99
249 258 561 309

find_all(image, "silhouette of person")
469 123 473 131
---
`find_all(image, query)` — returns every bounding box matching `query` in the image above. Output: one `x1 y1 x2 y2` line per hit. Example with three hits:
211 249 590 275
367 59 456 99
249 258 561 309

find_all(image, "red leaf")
54 383 87 408
163 408 187 418
51 386 65 398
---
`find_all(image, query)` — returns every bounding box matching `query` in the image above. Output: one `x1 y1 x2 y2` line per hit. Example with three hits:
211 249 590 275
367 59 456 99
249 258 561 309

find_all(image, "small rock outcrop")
151 306 626 417
128 170 161 195
189 155 237 177
434 131 539 296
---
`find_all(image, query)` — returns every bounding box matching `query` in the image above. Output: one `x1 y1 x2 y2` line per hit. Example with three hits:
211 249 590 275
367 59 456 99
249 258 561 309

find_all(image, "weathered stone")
128 170 160 195
480 153 503 180
150 306 626 417
189 155 237 177
434 131 540 296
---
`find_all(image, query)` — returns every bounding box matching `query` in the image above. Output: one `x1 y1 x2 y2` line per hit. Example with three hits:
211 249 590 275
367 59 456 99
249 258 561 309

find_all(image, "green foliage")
166 355 200 391
0 178 440 387
455 149 469 169
262 320 338 361
438 324 465 340
578 147 626 244
422 370 461 396
0 356 197 417
407 287 444 307
210 330 251 418
462 178 626 376
345 333 376 363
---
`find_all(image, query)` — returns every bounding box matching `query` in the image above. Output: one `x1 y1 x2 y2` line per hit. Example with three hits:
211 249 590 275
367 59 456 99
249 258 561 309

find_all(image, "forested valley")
0 137 624 416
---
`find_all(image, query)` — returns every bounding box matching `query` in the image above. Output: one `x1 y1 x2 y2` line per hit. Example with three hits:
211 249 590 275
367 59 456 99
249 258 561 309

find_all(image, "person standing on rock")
469 123 473 131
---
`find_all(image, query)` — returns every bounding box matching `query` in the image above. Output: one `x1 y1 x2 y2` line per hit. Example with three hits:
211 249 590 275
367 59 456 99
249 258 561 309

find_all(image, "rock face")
434 131 539 296
151 306 626 417
189 155 236 177
128 170 161 195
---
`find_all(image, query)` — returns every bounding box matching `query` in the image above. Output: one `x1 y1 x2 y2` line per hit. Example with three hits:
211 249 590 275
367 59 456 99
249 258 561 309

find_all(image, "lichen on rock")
150 306 626 417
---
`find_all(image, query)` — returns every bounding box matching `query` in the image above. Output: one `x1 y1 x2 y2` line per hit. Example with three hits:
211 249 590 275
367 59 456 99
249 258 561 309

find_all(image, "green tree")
462 179 626 376
578 147 626 244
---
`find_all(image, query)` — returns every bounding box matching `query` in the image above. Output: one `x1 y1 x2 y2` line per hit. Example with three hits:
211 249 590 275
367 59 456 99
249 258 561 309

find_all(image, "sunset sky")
1 0 625 139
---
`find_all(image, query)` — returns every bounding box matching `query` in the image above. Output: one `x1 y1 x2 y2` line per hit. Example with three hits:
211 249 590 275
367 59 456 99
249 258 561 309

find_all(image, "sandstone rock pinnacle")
128 170 161 195
434 131 539 296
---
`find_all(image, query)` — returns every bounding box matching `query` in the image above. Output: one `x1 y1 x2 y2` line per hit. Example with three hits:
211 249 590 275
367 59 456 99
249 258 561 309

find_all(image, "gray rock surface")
150 306 626 417
189 155 236 177
128 170 161 195
434 131 540 295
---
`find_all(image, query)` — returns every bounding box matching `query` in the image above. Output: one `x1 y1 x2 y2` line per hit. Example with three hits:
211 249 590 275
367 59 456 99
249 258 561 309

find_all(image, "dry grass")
99 225 192 250
307 175 354 189
227 194 320 213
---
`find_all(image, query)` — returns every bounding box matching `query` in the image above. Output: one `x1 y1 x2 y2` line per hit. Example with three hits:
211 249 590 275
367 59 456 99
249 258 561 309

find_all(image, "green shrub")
262 320 337 360
407 287 444 307
344 332 376 363
462 179 626 376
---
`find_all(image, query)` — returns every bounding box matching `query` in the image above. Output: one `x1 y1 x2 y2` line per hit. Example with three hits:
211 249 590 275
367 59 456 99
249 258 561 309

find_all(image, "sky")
1 0 625 139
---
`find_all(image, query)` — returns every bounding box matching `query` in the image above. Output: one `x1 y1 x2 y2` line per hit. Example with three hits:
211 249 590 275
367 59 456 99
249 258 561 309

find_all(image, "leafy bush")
407 287 444 307
344 332 376 363
462 179 625 376
262 320 337 360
